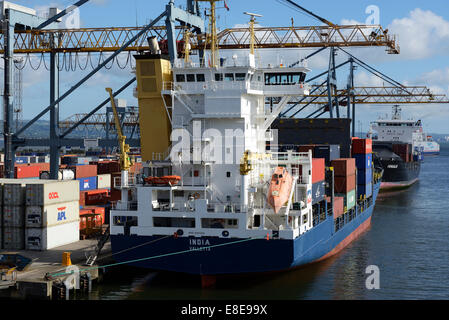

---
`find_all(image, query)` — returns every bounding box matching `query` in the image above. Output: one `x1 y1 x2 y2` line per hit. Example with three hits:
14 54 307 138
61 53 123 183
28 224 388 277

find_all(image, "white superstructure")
109 54 326 241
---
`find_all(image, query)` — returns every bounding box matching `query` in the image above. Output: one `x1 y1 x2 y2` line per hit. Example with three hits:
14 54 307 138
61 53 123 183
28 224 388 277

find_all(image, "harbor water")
79 144 449 300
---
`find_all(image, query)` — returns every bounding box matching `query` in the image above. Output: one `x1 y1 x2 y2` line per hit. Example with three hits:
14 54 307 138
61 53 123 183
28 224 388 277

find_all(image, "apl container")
25 180 80 206
3 227 25 250
3 206 25 227
25 200 80 228
78 176 97 191
25 221 80 251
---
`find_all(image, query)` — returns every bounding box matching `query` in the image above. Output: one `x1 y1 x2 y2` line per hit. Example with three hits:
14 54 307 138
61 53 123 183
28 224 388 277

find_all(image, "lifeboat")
144 175 181 186
267 167 293 214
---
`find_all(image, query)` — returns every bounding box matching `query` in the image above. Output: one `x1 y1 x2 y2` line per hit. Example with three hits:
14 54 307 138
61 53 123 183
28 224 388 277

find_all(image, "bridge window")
235 73 246 81
153 217 195 228
196 74 205 82
225 73 234 81
176 74 185 82
264 72 306 85
186 74 195 82
215 73 223 81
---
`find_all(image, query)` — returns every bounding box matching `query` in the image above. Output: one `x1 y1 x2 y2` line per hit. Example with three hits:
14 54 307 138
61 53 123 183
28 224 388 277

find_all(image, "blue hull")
110 183 380 275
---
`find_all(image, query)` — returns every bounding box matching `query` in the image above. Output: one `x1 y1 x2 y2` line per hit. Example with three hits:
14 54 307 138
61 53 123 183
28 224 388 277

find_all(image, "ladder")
85 225 110 266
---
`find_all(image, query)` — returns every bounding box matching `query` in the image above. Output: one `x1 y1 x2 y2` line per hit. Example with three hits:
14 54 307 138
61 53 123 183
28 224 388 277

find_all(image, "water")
81 144 449 300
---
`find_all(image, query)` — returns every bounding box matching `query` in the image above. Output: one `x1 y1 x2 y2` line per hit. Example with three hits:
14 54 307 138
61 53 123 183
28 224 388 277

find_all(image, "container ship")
107 30 383 284
368 106 423 191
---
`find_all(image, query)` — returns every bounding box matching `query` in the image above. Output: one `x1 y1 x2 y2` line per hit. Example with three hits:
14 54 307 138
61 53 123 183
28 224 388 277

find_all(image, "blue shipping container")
312 180 325 204
354 153 372 170
357 168 372 185
15 156 29 164
357 183 373 198
78 176 97 191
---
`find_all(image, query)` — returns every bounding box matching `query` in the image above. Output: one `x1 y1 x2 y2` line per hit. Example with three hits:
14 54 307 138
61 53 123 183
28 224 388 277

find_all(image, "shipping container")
70 164 97 179
3 227 25 250
331 158 356 177
15 165 40 179
97 161 120 175
3 206 25 227
314 145 341 165
357 183 373 199
25 200 80 228
312 158 325 184
97 174 111 189
3 183 25 205
352 138 372 154
25 180 80 206
334 174 356 193
336 189 356 211
25 221 79 251
357 168 372 185
354 153 373 170
312 180 325 205
78 176 97 191
39 169 75 181
326 196 344 219
61 155 78 166
84 189 109 205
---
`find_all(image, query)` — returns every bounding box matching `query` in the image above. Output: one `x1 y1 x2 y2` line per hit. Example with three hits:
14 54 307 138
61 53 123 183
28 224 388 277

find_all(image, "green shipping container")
336 189 356 211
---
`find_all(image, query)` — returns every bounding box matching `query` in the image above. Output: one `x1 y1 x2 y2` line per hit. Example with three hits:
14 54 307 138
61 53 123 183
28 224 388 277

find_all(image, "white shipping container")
25 200 80 228
3 206 25 227
97 174 111 189
25 221 79 251
25 180 80 206
3 227 25 250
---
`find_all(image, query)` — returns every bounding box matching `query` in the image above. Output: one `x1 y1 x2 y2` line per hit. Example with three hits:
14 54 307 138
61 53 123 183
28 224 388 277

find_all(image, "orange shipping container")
14 165 40 178
312 158 325 184
352 138 372 154
69 164 97 179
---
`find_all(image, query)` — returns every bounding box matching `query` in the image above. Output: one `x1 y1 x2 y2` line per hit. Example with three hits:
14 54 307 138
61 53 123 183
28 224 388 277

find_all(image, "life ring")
193 192 201 199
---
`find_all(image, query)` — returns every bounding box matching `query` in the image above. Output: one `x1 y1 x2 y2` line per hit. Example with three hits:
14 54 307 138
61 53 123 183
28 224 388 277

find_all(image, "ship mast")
197 0 223 67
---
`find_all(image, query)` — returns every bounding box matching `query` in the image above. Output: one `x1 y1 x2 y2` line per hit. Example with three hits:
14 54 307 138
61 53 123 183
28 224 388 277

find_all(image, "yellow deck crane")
106 87 133 189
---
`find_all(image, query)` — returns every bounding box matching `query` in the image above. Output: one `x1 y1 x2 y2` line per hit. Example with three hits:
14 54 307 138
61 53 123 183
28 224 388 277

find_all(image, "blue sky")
4 0 449 134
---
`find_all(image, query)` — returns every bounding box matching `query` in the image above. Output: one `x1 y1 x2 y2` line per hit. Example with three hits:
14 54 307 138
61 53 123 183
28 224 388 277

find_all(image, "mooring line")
49 237 260 278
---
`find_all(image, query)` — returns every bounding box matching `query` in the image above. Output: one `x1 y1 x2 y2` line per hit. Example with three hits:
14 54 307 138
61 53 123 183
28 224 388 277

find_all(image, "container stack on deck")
331 158 356 214
352 138 373 199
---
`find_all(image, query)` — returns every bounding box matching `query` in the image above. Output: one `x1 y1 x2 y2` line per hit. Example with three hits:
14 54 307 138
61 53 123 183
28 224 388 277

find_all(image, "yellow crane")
105 87 132 172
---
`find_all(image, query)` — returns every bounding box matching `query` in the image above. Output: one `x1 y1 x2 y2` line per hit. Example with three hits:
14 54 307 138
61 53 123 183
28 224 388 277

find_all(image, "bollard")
62 252 72 266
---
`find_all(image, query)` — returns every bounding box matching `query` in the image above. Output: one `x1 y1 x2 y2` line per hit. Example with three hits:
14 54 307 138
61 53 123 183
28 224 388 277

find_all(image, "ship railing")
165 80 265 93
112 201 138 211
113 175 136 189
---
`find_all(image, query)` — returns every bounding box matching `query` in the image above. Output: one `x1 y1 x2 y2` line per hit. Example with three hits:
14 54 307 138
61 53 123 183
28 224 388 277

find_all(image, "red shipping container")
83 206 105 225
334 175 356 193
331 158 356 177
79 191 88 206
352 138 372 155
312 158 325 184
85 189 110 205
69 164 97 179
14 165 40 178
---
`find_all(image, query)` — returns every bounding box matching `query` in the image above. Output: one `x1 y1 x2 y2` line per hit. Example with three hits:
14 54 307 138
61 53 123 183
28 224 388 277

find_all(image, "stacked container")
311 158 325 205
331 158 356 212
69 164 98 192
352 138 373 199
24 180 80 250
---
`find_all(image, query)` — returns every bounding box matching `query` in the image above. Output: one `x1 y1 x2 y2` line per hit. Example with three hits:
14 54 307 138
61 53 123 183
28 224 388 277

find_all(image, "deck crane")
105 87 133 188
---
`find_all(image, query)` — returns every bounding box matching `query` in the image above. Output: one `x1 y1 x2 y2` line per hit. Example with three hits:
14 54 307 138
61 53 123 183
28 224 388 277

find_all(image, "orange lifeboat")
267 167 293 214
144 175 181 186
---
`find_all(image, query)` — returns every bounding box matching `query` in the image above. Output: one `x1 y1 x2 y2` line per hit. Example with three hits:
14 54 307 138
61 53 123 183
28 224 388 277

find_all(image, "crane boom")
105 87 132 172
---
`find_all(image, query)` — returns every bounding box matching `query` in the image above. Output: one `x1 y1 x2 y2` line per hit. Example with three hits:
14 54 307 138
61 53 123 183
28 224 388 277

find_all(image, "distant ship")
415 134 440 155
369 106 423 191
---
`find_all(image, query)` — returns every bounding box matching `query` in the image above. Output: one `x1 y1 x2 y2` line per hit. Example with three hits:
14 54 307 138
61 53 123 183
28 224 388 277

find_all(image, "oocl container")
25 221 80 251
25 180 80 206
25 200 79 228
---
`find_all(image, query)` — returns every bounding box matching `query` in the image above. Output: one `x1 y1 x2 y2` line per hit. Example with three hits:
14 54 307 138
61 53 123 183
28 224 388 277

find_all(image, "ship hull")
110 183 380 275
377 159 420 191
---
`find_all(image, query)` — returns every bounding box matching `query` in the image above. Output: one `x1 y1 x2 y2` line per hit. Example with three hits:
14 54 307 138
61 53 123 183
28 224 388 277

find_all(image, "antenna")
244 12 262 56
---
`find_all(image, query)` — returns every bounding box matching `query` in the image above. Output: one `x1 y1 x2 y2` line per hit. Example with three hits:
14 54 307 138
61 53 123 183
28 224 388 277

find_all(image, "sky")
3 0 449 134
